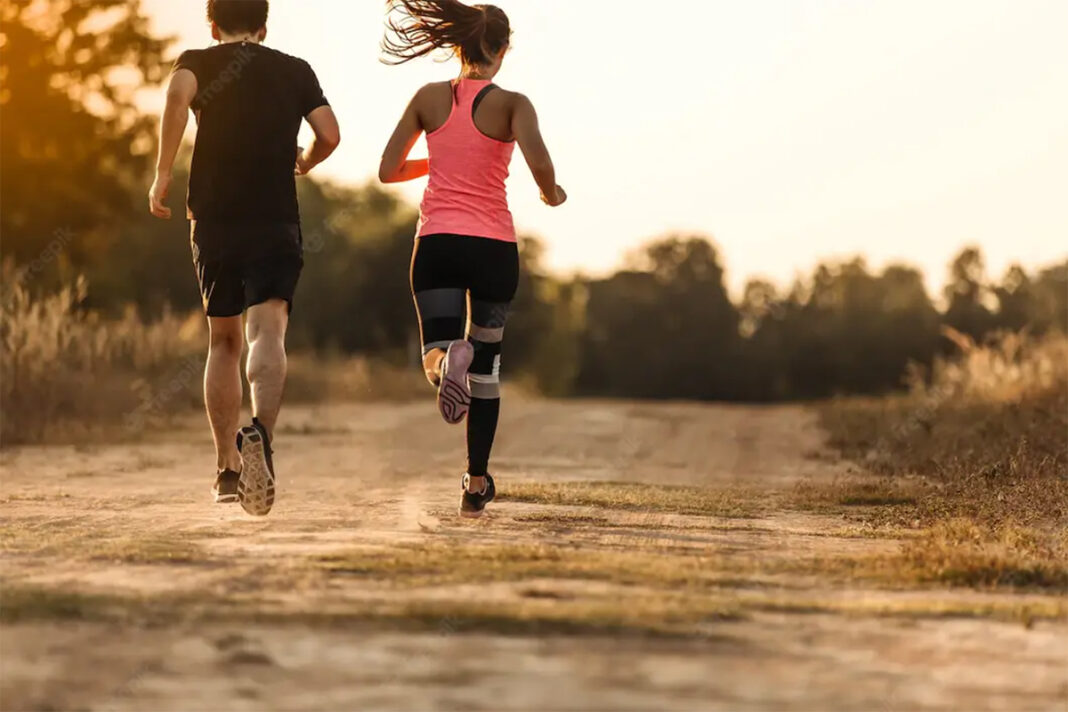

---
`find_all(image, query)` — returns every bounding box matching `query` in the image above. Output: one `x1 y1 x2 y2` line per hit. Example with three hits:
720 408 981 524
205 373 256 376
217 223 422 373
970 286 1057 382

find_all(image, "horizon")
141 0 1068 295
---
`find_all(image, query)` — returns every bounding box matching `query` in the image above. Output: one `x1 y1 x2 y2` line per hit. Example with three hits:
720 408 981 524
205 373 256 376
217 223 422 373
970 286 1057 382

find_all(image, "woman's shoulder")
492 86 532 110
472 84 526 115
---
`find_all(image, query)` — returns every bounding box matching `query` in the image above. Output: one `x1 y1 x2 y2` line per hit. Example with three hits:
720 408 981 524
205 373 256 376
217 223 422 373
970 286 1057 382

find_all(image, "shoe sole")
459 507 485 519
237 427 275 516
438 341 473 425
213 491 239 504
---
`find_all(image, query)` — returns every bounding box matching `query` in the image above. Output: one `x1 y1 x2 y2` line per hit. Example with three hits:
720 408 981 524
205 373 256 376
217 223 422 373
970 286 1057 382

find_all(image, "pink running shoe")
438 340 473 424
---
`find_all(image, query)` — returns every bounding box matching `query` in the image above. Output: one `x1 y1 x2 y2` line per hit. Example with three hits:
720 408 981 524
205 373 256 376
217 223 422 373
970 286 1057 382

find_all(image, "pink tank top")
417 79 517 243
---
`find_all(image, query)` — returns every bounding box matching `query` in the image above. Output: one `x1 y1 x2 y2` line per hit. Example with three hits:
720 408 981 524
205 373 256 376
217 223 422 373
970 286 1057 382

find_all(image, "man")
149 0 340 516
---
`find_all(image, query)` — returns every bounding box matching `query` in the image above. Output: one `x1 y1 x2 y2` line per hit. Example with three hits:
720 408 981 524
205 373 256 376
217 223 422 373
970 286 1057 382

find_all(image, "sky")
142 0 1068 294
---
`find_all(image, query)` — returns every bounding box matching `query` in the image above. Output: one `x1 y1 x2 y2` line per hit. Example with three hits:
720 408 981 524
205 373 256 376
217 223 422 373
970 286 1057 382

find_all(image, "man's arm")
511 94 566 207
149 69 196 219
378 88 429 184
295 106 341 176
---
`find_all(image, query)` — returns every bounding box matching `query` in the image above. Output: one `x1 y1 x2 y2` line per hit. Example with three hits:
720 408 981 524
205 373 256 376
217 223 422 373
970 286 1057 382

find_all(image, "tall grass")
821 330 1068 589
0 277 431 445
1 277 204 445
824 331 1066 499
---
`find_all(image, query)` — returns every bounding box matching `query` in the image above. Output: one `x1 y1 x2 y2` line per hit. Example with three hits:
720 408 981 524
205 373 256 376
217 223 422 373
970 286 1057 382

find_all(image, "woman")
379 0 566 518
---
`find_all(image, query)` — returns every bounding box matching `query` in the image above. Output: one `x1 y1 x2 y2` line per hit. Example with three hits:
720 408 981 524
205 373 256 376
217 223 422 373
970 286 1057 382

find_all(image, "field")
2 397 1065 711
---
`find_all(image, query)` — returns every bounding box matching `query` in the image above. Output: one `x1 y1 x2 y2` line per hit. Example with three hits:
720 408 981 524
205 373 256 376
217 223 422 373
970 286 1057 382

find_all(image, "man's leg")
206 316 244 472
194 241 248 503
245 299 289 438
233 244 301 516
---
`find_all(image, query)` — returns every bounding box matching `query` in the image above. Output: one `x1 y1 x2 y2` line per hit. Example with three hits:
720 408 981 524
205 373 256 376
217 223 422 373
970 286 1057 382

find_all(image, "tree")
943 247 995 342
993 264 1034 333
0 0 170 279
575 235 741 399
736 279 790 400
993 261 1067 336
1030 262 1068 334
761 259 940 398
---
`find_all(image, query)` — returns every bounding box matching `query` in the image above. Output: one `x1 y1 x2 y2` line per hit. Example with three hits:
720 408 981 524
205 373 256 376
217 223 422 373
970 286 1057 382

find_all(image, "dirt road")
2 398 1065 711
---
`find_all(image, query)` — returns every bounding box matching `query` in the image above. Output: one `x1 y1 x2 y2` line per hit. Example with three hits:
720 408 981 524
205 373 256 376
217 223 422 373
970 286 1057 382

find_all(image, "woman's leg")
465 242 520 485
411 236 465 386
466 303 509 480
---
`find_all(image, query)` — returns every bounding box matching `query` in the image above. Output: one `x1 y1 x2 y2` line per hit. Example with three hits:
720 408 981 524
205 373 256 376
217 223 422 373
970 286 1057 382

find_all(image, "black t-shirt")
174 43 328 226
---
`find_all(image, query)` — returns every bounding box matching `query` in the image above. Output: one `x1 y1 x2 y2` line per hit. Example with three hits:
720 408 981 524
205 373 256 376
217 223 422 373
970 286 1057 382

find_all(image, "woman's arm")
511 94 566 207
379 89 430 184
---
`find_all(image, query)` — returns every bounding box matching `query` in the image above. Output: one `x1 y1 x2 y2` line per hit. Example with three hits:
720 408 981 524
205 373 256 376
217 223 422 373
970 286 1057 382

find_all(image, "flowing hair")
382 0 511 66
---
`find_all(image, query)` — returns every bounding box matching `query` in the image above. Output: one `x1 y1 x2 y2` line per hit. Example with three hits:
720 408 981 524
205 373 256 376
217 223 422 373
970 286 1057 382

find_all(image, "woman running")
379 0 566 518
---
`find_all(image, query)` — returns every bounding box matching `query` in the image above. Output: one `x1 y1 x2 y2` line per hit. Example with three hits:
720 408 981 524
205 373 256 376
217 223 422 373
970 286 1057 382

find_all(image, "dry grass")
747 594 1066 623
791 478 922 513
316 536 1066 600
500 481 766 518
0 522 204 565
0 277 429 446
315 541 728 589
0 277 204 445
82 538 206 565
0 583 746 636
819 331 1068 590
4 549 1064 634
3 497 1065 636
895 519 1068 589
0 587 136 624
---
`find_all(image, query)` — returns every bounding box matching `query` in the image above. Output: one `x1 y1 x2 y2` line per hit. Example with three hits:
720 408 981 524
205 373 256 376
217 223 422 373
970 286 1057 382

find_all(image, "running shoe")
211 468 241 504
438 340 473 425
237 418 275 516
459 473 496 519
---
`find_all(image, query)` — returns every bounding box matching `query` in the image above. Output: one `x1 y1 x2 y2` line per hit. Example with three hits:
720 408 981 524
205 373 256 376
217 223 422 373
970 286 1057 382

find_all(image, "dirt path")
2 398 1065 711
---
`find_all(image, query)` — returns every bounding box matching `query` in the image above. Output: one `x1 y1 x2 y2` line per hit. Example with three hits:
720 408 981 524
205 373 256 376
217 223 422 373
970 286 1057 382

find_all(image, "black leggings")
411 234 519 477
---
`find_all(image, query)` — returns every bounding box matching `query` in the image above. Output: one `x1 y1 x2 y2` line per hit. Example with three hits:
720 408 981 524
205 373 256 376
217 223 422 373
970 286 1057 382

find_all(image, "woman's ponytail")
382 0 511 67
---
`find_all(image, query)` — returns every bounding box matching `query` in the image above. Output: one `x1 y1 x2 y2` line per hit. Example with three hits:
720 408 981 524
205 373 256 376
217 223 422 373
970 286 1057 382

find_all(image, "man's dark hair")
207 0 269 34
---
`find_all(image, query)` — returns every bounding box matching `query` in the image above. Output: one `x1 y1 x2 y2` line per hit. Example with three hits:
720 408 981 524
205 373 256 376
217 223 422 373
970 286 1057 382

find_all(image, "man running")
149 0 340 516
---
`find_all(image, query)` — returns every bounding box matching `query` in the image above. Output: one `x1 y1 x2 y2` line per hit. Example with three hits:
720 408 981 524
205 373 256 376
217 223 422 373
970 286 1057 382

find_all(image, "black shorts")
411 234 519 399
190 221 303 317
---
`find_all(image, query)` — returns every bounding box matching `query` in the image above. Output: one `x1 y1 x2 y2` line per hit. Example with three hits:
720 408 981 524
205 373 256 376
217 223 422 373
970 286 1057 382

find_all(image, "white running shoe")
237 418 275 516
